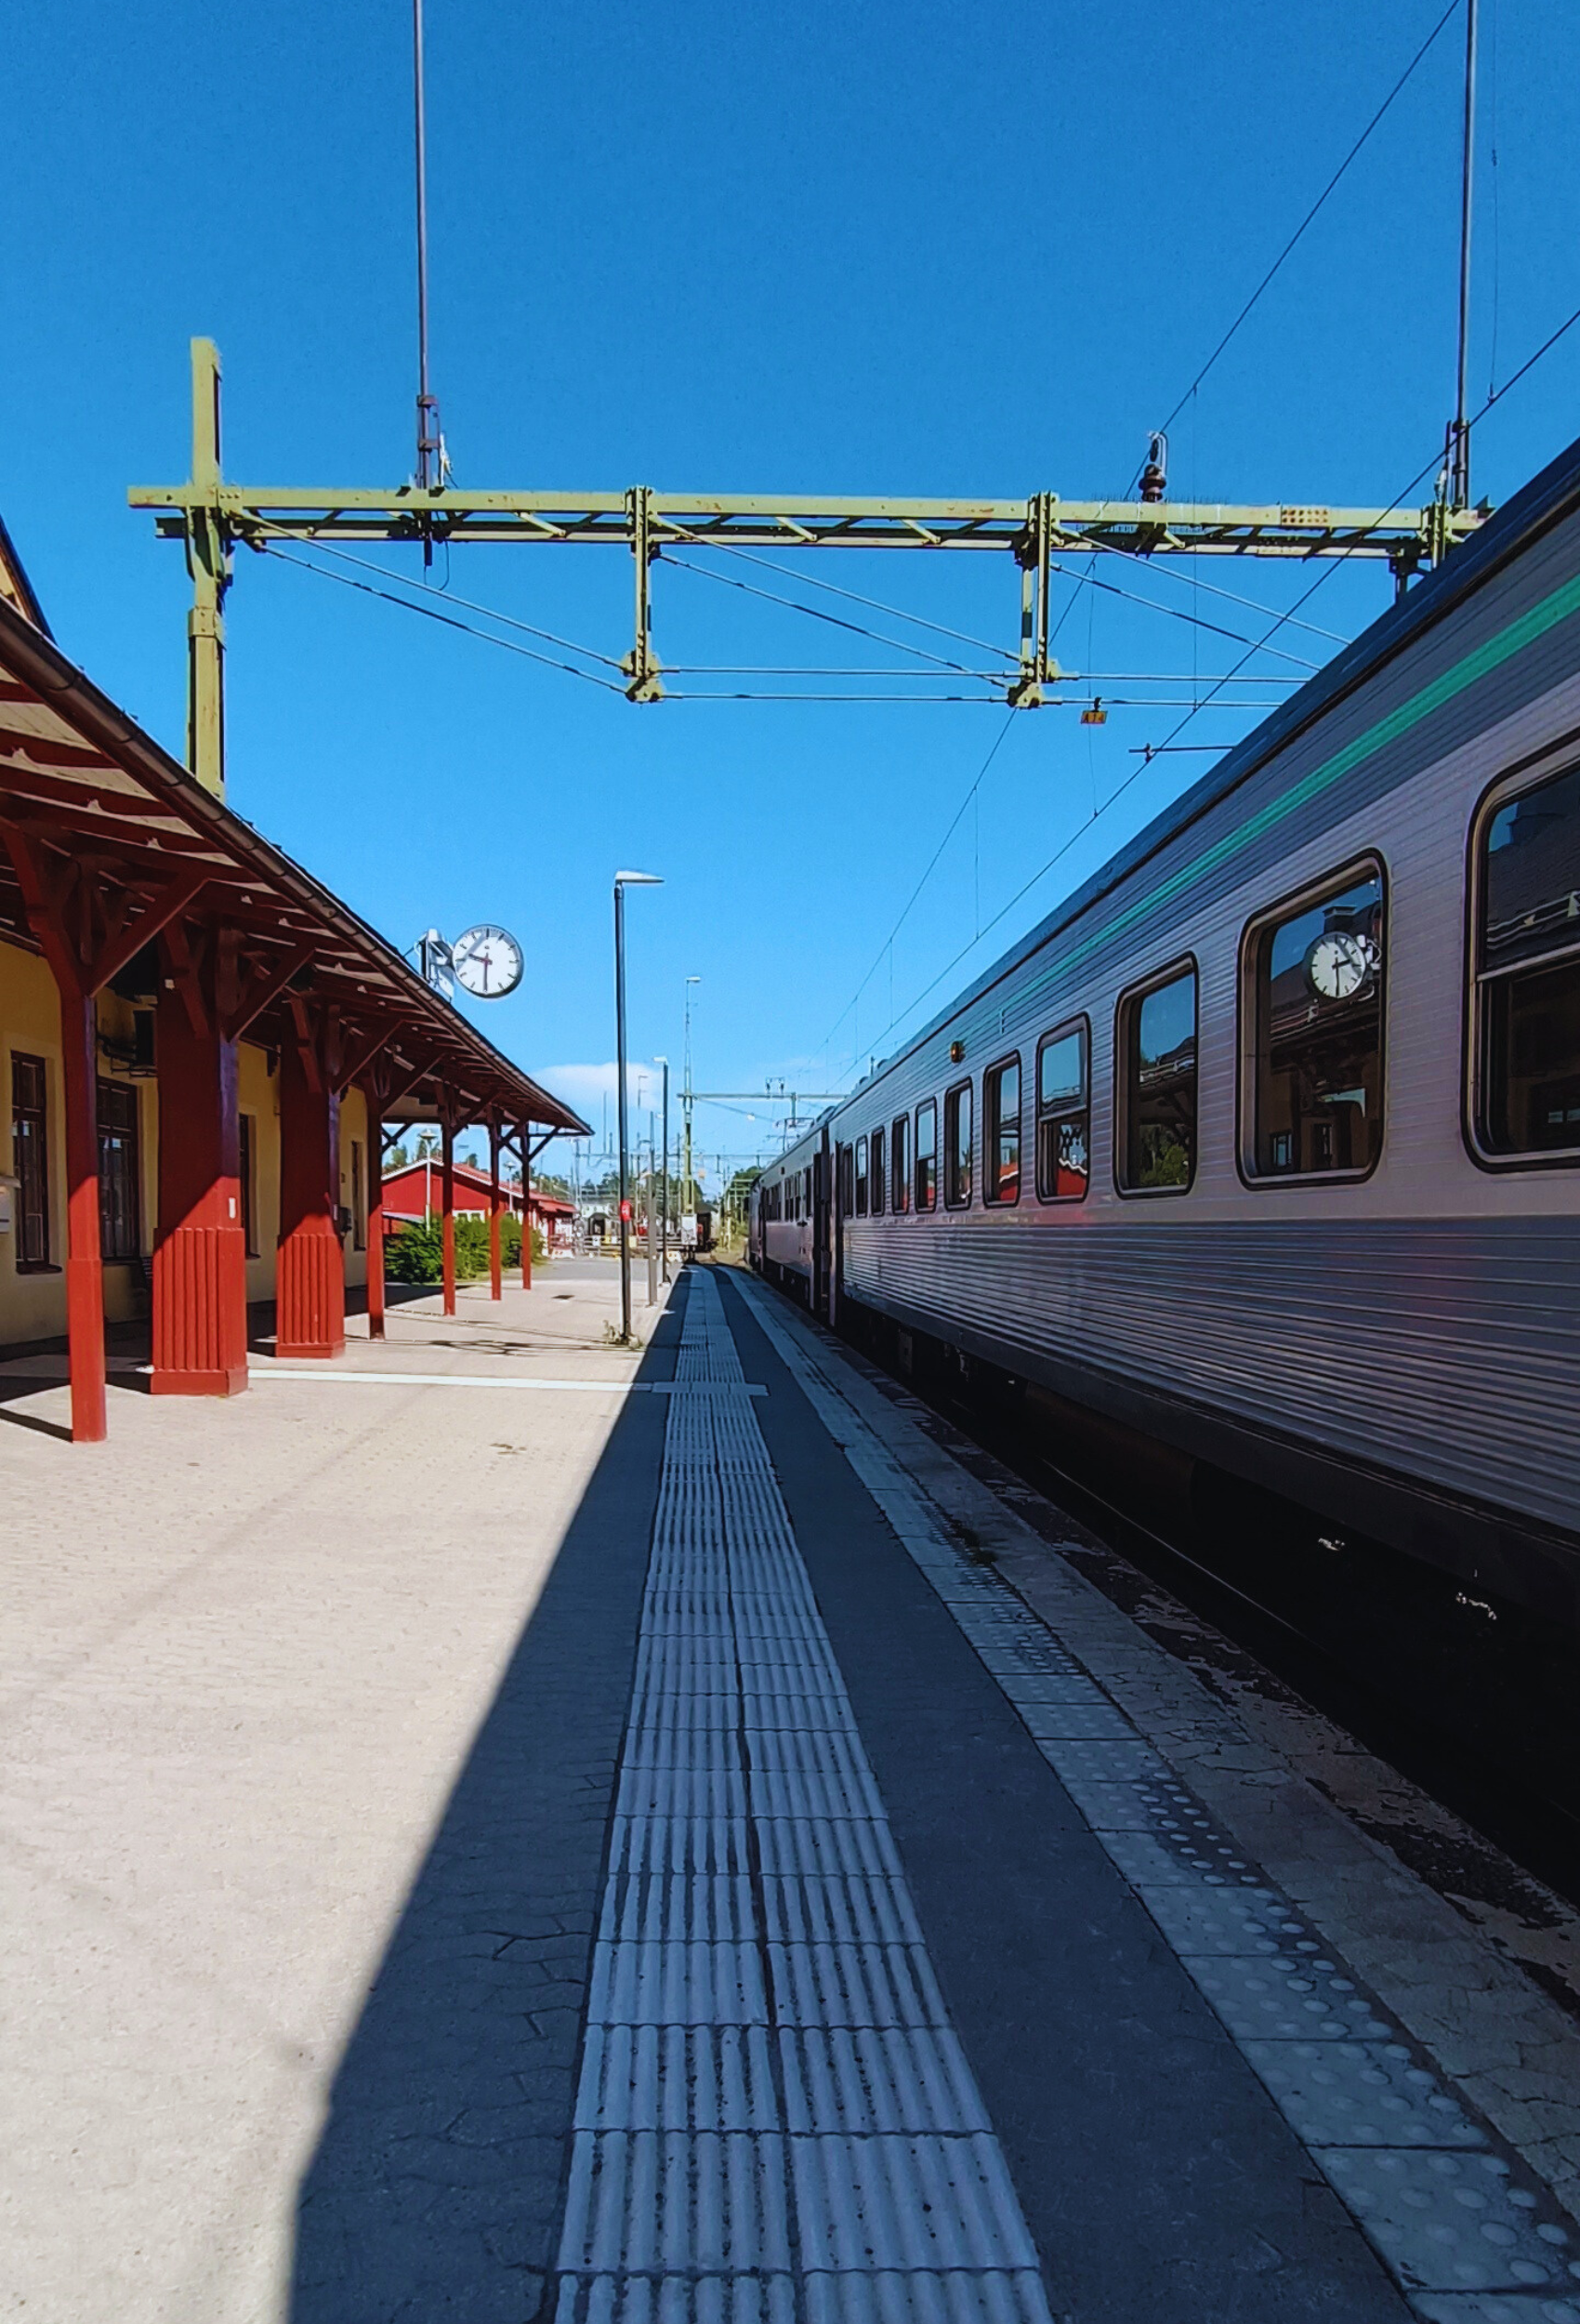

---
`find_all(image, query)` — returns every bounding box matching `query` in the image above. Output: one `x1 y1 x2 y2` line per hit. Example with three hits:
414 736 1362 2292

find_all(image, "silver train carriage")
751 435 1580 1631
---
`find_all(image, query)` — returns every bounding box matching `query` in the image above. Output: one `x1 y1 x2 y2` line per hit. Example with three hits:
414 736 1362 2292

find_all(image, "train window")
804 1167 812 1214
891 1115 910 1212
871 1127 886 1215
943 1080 974 1208
983 1055 1020 1204
1035 1019 1090 1200
855 1135 869 1216
837 1142 853 1215
1246 863 1385 1182
915 1100 937 1210
1116 963 1197 1193
1474 761 1580 1160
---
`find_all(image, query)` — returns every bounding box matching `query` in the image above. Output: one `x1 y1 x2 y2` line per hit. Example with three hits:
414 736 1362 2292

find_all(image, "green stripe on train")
1015 562 1580 1004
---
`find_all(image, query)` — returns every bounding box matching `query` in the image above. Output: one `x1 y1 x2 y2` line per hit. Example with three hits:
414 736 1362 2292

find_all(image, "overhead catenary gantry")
130 340 1487 798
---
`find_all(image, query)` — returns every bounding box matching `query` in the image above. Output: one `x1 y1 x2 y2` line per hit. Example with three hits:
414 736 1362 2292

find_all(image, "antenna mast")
413 0 442 492
1448 0 1479 511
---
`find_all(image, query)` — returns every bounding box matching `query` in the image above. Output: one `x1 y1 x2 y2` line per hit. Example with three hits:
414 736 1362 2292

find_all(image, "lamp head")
614 869 664 888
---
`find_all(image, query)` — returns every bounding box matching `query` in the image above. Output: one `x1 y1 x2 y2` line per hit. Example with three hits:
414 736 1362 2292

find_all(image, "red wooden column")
488 1122 504 1301
276 1037 345 1359
59 987 108 1442
151 970 247 1395
520 1121 533 1289
441 1115 456 1318
2 828 215 1442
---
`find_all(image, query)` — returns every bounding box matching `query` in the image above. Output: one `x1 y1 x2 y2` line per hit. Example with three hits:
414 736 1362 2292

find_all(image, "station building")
0 527 586 1439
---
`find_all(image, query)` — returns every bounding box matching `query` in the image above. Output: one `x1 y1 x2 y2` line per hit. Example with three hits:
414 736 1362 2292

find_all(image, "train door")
813 1129 831 1319
830 1137 847 1331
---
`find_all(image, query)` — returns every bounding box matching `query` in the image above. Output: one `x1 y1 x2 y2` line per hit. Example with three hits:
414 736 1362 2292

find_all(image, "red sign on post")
619 1199 631 1221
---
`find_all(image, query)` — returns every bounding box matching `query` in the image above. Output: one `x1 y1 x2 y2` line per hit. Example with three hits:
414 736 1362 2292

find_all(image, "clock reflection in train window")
1249 863 1384 1180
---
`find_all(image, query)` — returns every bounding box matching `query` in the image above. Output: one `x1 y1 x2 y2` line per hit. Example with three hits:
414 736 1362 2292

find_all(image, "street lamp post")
614 870 663 1345
654 1056 670 1281
682 975 701 1215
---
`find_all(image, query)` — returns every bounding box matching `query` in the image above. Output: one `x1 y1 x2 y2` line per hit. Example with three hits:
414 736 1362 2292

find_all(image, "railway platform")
5 1261 1580 2322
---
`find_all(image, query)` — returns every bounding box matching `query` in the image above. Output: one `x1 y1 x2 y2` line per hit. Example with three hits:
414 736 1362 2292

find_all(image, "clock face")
1305 930 1372 1002
452 923 523 999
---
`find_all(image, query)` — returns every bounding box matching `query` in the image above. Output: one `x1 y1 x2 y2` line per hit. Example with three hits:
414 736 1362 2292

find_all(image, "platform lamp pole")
614 870 663 1345
655 1055 670 1283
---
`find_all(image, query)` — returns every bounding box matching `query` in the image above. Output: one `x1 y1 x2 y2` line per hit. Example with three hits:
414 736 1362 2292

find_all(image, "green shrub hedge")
386 1211 544 1284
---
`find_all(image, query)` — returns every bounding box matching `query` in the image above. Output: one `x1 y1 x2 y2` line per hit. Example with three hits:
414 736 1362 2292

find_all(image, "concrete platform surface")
2 1259 1576 2323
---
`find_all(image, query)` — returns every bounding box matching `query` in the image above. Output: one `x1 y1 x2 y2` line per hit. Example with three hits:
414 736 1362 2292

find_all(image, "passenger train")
751 436 1580 1636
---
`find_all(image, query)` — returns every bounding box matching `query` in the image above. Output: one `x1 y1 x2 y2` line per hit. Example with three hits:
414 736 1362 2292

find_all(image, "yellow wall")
238 1038 280 1307
2 933 371 1349
339 1085 369 1291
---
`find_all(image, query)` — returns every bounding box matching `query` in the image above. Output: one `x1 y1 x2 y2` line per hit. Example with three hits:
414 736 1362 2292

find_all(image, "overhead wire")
1082 538 1352 644
847 290 1580 1074
818 714 1017 1057
669 535 1015 661
256 542 628 691
1154 0 1464 439
664 551 992 677
251 522 627 669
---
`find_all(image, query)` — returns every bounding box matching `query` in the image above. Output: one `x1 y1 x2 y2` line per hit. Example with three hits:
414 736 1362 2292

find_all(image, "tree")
386 1142 410 1170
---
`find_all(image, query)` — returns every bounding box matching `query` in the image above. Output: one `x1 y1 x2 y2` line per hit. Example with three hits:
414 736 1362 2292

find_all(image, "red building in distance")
381 1156 576 1251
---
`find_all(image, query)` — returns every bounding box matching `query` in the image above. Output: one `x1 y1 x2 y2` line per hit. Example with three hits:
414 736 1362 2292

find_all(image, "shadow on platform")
285 1280 682 2323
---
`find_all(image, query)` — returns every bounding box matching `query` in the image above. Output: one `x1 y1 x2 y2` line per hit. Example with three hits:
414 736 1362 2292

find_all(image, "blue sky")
8 0 1580 1187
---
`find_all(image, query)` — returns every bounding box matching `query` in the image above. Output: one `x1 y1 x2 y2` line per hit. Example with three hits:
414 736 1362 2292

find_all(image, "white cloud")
538 1062 672 1116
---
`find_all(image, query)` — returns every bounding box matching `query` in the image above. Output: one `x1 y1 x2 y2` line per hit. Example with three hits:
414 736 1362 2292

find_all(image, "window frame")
915 1099 938 1211
854 1133 869 1216
981 1051 1021 1207
1113 956 1200 1199
1466 759 1580 1170
1034 1015 1091 1204
942 1077 975 1209
870 1125 886 1216
239 1113 257 1255
97 1076 142 1262
890 1114 910 1213
1238 853 1388 1191
11 1050 52 1270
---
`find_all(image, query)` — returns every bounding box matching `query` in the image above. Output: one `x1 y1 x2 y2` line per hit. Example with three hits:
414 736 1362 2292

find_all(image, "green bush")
386 1211 545 1284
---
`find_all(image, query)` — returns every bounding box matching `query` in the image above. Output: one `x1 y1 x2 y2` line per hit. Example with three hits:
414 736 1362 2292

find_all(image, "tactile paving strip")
554 1274 1053 2322
731 1273 1580 2324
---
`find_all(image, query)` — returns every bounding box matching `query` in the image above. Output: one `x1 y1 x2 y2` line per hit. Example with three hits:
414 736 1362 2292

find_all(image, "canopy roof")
0 591 587 1138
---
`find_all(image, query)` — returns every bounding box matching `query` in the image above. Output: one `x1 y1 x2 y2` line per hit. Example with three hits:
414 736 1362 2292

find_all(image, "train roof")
810 428 1580 1131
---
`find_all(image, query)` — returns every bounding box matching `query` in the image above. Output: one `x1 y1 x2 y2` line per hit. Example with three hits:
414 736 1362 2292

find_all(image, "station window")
97 1079 141 1262
239 1114 257 1255
1245 862 1385 1181
983 1056 1020 1205
11 1053 50 1268
870 1127 886 1216
1117 964 1197 1194
854 1134 869 1216
943 1079 974 1208
1036 1018 1089 1200
1474 761 1580 1160
890 1114 910 1212
915 1099 937 1210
